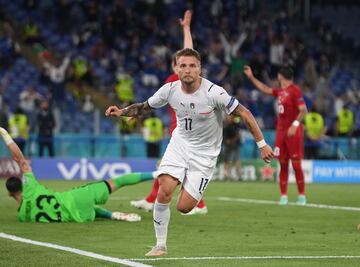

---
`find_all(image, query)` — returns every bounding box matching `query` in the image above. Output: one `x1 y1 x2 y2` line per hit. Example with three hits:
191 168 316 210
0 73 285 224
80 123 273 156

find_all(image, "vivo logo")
57 158 131 180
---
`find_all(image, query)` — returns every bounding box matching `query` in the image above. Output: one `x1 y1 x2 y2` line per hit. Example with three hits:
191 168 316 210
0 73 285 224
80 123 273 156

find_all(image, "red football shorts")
274 126 304 160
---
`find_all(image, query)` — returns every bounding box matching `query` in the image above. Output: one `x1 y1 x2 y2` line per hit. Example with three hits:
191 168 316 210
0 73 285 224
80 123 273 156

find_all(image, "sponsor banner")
215 160 277 181
286 160 313 184
30 158 157 180
3 157 359 183
312 161 360 183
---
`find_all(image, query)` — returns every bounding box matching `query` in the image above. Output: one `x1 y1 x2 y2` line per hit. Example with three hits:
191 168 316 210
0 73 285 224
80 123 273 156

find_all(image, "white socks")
153 201 170 247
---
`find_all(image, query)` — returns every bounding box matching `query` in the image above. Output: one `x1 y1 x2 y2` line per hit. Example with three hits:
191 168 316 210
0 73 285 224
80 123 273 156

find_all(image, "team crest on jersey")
190 103 195 109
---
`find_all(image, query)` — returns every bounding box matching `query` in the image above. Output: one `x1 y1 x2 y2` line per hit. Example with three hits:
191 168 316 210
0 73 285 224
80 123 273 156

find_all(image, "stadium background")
0 0 360 266
0 0 359 182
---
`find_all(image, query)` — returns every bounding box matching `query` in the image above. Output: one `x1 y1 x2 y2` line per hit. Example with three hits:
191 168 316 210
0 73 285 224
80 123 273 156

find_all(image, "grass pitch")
0 179 359 267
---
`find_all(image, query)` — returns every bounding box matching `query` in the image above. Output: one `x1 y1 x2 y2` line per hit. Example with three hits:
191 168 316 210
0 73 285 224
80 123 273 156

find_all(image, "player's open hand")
105 105 122 117
180 10 192 28
287 125 297 136
243 65 253 78
260 144 274 163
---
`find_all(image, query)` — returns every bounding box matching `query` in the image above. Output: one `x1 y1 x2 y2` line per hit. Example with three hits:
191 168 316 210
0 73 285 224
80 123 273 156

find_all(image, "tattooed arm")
231 104 274 163
105 101 152 118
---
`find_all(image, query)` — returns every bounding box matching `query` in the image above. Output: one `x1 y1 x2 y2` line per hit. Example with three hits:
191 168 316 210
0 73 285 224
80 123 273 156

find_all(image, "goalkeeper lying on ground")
0 127 154 223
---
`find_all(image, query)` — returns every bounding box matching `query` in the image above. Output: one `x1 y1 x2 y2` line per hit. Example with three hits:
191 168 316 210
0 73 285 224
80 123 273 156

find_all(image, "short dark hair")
175 48 201 63
6 177 22 193
278 66 294 80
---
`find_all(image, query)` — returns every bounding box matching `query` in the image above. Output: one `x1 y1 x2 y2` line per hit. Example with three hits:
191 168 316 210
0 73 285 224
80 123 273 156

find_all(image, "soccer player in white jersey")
105 48 274 256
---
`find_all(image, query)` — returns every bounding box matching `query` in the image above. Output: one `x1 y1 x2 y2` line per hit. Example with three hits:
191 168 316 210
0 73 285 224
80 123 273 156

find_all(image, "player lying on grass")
0 127 154 223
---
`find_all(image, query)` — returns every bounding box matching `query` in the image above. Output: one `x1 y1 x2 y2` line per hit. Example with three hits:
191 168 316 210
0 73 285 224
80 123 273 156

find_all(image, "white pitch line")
0 233 153 267
217 197 360 212
129 255 360 261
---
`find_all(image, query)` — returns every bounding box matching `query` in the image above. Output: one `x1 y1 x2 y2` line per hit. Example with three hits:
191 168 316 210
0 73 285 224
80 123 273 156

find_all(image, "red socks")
197 198 206 208
145 178 160 203
279 159 305 196
279 159 289 195
292 160 305 195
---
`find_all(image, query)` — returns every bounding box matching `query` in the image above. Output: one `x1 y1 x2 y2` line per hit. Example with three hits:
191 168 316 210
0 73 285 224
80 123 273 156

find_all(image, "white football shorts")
156 139 217 201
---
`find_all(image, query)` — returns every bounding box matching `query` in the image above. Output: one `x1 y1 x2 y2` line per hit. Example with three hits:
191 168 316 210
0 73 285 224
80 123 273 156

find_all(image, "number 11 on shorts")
198 178 209 193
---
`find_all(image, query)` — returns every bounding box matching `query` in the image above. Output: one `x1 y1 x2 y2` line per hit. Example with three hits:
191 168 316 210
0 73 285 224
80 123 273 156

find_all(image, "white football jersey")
148 78 239 157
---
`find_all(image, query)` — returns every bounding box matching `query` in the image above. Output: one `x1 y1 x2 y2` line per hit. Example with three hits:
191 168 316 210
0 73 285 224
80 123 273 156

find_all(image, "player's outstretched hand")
357 224 360 230
180 10 192 28
243 65 253 78
105 105 122 117
260 144 274 163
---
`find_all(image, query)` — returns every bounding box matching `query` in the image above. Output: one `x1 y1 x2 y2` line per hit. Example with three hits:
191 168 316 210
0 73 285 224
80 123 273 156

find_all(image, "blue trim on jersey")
146 100 155 109
226 97 236 109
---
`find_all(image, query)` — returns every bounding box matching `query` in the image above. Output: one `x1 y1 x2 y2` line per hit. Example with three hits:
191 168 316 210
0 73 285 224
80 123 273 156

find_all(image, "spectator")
36 100 56 157
219 32 247 64
82 94 95 113
40 53 70 108
315 73 332 115
117 116 139 135
19 86 42 114
223 115 242 180
117 109 140 157
8 107 29 153
115 73 134 104
304 105 327 159
68 56 95 96
74 56 93 85
142 112 164 158
268 35 284 77
229 50 247 87
335 105 354 137
22 18 42 45
19 86 42 130
304 55 317 89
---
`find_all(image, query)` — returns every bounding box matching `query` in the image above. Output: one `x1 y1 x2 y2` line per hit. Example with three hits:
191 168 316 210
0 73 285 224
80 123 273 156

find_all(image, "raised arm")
0 127 31 173
231 105 274 163
244 65 273 95
180 10 193 49
219 33 231 64
233 32 247 56
105 101 152 118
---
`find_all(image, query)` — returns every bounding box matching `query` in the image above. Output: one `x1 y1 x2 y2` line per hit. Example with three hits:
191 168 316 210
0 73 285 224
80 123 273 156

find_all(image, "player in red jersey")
244 65 308 205
130 10 208 215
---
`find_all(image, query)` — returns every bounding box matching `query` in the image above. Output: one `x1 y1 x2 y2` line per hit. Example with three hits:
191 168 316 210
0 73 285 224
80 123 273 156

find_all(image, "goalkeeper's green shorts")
60 181 110 222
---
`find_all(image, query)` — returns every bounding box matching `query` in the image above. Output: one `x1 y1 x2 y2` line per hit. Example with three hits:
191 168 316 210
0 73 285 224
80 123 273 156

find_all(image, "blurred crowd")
0 0 359 157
